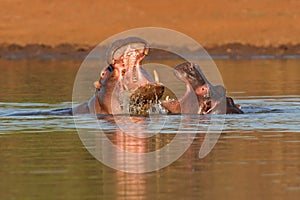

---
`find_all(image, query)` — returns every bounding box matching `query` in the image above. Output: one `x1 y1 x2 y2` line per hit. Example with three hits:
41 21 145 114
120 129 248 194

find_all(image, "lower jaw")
202 100 220 114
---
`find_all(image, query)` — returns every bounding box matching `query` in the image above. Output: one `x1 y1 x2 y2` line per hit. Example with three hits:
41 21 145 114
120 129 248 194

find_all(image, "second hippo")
161 62 243 114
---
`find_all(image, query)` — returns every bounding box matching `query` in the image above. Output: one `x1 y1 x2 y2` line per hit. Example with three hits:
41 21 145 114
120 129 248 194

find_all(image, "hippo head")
92 64 124 114
173 62 211 98
95 37 164 115
225 97 244 114
162 62 243 114
106 37 153 91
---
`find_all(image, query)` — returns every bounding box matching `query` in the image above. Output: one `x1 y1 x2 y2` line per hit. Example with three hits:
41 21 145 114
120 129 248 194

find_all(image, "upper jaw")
173 63 228 114
107 36 148 65
173 68 188 83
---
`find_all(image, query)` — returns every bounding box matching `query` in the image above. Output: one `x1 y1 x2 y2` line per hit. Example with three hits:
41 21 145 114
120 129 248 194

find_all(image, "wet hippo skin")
73 37 165 116
161 62 244 114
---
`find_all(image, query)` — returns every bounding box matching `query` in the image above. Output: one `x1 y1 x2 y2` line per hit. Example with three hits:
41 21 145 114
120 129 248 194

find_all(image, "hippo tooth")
123 84 129 91
205 103 217 114
153 70 159 83
165 96 169 101
197 106 203 114
144 48 149 55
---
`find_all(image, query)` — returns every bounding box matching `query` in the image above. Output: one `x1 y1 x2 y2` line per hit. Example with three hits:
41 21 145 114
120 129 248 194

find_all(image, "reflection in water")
0 59 300 199
75 114 211 173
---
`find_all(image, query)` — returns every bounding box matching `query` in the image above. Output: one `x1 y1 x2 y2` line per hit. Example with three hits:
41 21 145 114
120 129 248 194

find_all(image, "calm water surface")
0 59 299 200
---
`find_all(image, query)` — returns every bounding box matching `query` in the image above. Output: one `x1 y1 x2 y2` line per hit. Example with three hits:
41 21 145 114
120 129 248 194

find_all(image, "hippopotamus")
225 97 243 114
73 37 165 116
161 62 243 114
2 37 164 117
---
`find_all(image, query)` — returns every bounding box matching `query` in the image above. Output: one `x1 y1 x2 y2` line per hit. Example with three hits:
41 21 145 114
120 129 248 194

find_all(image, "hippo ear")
94 81 101 90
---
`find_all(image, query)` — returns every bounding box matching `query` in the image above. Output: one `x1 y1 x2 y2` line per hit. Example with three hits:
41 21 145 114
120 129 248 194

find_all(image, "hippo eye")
108 65 114 72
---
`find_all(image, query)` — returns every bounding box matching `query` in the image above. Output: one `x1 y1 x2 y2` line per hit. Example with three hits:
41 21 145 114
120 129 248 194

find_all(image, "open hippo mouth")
162 62 242 114
200 85 227 114
173 62 226 114
107 37 165 115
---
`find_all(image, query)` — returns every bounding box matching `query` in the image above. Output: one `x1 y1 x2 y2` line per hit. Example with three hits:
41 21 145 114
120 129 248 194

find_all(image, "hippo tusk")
204 102 218 114
197 106 203 114
123 83 129 91
153 70 159 83
144 48 149 56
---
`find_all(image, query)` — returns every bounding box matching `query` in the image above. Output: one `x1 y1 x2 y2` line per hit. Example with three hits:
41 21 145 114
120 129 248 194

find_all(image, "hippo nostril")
121 69 126 76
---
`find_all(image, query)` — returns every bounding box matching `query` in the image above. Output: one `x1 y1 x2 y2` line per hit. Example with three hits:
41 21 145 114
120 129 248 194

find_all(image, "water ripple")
0 97 299 134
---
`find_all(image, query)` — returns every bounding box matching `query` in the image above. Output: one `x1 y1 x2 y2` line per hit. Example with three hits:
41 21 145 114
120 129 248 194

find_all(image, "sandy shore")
1 0 300 58
1 43 300 60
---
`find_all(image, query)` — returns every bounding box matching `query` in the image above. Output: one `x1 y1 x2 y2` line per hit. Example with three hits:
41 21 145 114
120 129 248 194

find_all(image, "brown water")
0 59 300 200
